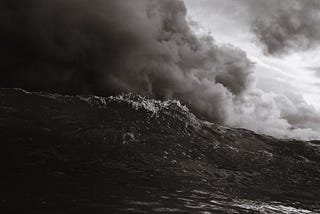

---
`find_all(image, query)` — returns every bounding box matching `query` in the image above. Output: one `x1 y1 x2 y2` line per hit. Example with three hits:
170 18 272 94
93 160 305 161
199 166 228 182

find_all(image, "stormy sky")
1 0 320 140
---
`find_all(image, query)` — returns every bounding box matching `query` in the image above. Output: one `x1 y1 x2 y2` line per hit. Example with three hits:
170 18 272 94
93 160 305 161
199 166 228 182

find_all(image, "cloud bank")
0 0 319 140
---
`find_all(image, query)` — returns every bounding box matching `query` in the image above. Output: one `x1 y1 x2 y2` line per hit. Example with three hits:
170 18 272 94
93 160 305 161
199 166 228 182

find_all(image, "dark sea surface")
0 88 319 213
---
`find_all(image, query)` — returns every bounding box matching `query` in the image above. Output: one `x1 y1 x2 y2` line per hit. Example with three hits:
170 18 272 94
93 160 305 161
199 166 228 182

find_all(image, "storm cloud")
0 0 319 139
0 0 254 124
248 0 320 55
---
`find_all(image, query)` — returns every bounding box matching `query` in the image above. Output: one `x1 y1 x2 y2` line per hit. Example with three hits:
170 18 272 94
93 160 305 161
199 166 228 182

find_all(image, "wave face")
0 88 320 213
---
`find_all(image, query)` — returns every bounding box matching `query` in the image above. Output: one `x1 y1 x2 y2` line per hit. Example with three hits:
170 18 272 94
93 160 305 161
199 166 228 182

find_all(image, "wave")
1 88 320 213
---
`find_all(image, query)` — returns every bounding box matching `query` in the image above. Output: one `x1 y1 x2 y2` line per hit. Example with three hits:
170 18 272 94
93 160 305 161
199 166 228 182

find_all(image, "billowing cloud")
248 0 320 55
0 0 254 124
186 0 320 55
277 92 320 132
229 90 320 140
0 0 319 140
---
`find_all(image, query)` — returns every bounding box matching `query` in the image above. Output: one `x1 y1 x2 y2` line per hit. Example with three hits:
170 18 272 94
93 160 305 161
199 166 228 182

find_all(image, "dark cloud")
0 0 254 124
248 0 320 55
185 0 320 55
185 0 320 139
1 0 319 139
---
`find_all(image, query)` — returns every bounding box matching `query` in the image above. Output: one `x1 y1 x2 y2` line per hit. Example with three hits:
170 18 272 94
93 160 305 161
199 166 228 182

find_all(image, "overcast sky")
185 0 320 109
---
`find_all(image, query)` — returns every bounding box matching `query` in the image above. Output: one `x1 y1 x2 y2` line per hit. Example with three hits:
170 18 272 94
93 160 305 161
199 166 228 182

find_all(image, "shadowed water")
0 89 319 213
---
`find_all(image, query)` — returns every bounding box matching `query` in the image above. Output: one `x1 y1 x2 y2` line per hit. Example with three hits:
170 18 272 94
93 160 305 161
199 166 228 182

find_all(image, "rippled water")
112 184 314 213
1 89 319 213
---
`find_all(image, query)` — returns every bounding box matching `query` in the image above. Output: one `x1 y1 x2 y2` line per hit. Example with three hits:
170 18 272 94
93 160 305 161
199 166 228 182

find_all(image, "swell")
0 88 320 213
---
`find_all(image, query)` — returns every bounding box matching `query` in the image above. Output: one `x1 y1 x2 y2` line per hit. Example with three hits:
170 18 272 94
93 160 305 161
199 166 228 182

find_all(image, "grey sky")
185 0 320 139
185 0 320 107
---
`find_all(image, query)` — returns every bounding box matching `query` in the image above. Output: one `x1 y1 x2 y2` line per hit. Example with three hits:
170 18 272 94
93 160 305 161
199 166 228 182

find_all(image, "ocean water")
0 88 319 213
